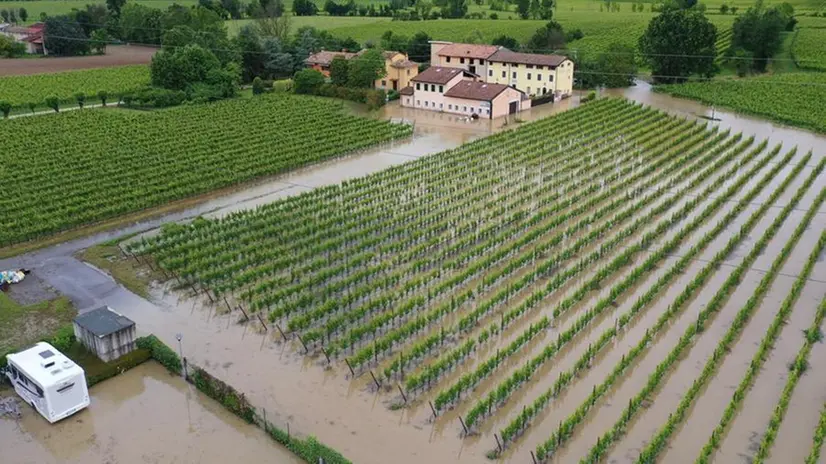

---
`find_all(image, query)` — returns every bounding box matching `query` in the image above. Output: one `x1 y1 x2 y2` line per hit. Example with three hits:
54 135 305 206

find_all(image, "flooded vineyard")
121 98 826 464
0 362 301 464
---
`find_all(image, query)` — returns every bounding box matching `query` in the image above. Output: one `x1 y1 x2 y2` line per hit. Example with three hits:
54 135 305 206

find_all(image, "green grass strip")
805 401 826 464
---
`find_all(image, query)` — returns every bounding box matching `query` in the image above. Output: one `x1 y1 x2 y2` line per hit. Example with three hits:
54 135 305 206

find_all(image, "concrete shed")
73 307 136 362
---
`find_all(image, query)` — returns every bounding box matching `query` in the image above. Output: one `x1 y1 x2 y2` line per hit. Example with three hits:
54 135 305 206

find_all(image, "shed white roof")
6 342 84 387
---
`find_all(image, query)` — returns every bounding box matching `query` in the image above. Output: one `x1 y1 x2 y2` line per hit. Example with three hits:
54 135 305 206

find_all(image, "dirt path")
0 45 156 76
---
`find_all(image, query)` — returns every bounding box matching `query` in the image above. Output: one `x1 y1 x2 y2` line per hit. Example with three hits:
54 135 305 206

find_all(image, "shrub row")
190 365 256 423
136 335 182 374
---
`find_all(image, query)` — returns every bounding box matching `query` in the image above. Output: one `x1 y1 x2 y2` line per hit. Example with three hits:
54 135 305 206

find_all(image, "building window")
446 57 451 63
527 73 532 80
469 59 474 64
406 98 410 104
549 75 554 82
527 64 534 69
460 58 465 64
416 83 420 90
537 74 542 81
542 88 547 95
440 103 443 109
512 71 517 79
407 69 410 75
381 80 387 87
480 60 485 65
502 71 506 78
463 106 467 112
448 104 452 110
417 100 420 105
527 87 531 94
439 85 444 92
425 101 429 107
489 69 493 77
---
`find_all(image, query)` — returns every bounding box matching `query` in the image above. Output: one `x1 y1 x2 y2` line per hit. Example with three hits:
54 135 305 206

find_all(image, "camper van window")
57 383 75 394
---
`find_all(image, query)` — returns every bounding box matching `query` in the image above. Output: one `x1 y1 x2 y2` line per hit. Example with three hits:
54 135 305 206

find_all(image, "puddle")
0 362 301 464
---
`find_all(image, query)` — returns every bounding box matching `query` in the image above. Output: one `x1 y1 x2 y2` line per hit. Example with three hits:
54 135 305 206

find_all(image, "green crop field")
0 65 150 107
128 97 826 463
658 72 826 133
0 0 197 22
792 27 826 71
0 95 411 247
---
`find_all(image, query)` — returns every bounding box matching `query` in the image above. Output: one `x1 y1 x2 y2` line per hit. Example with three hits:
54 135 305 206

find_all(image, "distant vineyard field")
0 65 150 107
658 72 826 134
792 27 826 71
0 95 411 247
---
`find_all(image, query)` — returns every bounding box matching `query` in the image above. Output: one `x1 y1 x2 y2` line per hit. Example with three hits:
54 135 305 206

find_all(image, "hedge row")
136 335 182 374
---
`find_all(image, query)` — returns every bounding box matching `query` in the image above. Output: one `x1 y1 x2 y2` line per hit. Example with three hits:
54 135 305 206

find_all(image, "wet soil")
0 46 156 76
0 362 301 464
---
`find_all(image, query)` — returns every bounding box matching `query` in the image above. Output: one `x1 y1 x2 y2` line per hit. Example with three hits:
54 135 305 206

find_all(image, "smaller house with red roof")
1 22 46 54
399 65 529 118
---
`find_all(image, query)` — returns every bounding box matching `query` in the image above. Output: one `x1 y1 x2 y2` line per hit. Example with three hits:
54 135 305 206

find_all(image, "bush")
293 69 326 94
98 90 109 106
0 100 11 119
252 76 265 95
583 91 597 102
45 95 60 112
123 87 188 108
74 92 86 109
136 335 181 374
272 79 293 93
190 366 255 423
85 348 152 386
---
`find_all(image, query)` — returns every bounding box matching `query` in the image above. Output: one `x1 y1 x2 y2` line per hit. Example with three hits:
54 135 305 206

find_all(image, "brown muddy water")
3 84 826 464
0 362 302 464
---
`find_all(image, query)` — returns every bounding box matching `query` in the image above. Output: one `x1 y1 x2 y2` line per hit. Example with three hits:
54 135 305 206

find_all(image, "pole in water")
494 433 503 452
223 297 233 312
344 358 356 376
530 450 538 464
276 324 287 341
297 334 309 354
429 400 438 418
369 370 381 390
458 416 469 435
397 384 408 404
256 313 268 331
321 347 331 364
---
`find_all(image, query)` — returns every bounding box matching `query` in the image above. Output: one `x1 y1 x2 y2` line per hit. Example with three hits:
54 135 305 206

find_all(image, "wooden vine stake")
428 400 438 418
458 415 469 435
369 370 381 390
494 432 503 452
297 334 309 354
397 384 408 404
276 324 287 341
256 313 268 331
344 358 356 376
530 450 538 464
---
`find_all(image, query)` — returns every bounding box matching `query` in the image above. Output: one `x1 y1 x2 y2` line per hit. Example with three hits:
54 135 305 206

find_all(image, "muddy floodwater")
0 362 301 464
1 84 826 464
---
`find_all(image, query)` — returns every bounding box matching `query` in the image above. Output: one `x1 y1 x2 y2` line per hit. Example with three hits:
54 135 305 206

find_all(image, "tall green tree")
262 37 294 77
492 35 520 51
441 0 467 18
348 48 386 88
44 16 91 56
407 31 431 62
525 20 566 52
234 25 265 82
330 56 350 86
293 69 325 94
292 0 318 15
516 0 530 18
730 5 791 72
639 7 717 83
18 7 27 22
106 0 127 18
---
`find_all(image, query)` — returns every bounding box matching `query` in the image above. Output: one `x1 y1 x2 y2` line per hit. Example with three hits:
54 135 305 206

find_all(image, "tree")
595 43 637 87
70 4 108 36
516 0 530 18
0 35 26 58
539 0 554 19
45 96 59 113
441 0 467 18
381 31 410 53
19 7 27 22
525 20 566 52
235 25 266 82
293 0 318 15
0 10 9 23
90 29 108 54
98 90 109 106
256 14 291 42
719 3 729 14
222 0 244 18
44 16 91 56
0 101 11 119
119 4 163 44
263 37 294 77
252 76 265 94
293 69 325 94
151 44 222 90
75 92 86 109
639 7 717 83
27 102 36 113
106 0 127 18
9 10 16 23
292 29 319 72
348 48 386 88
408 31 431 62
492 35 520 51
529 0 540 18
730 5 792 72
329 56 350 86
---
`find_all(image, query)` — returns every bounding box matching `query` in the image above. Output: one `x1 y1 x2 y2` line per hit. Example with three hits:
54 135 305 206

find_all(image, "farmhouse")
73 306 137 362
371 50 419 91
0 22 46 55
305 50 359 76
400 66 529 118
428 41 574 99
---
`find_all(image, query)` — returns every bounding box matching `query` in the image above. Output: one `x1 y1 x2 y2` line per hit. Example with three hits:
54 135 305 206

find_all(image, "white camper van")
4 342 90 423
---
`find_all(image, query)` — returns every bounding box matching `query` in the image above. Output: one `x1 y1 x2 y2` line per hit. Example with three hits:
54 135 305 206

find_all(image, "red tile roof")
391 59 419 69
437 43 500 60
411 66 464 84
444 81 516 101
305 50 357 67
487 50 570 67
399 86 414 96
